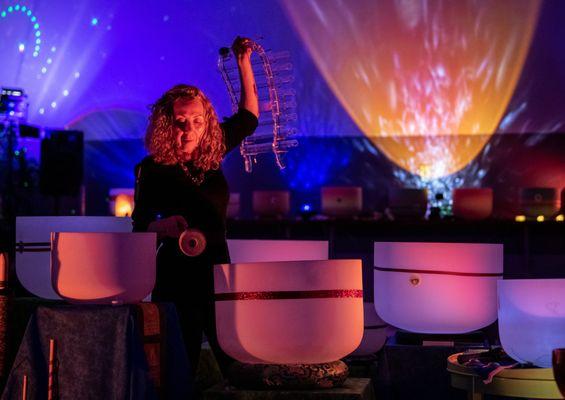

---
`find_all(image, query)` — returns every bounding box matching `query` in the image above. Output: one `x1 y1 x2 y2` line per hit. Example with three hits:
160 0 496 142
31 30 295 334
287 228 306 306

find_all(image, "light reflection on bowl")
51 232 156 304
499 279 565 368
374 242 502 333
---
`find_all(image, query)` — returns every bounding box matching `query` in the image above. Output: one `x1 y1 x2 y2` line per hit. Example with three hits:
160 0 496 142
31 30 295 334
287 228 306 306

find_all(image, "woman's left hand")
232 36 253 59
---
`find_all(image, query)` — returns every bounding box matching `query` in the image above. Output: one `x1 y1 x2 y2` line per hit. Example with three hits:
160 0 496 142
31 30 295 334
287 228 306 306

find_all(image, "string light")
0 3 77 115
0 4 43 57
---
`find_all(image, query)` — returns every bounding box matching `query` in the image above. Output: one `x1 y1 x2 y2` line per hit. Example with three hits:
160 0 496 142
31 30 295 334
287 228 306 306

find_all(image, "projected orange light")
109 188 134 217
283 0 540 178
115 194 133 217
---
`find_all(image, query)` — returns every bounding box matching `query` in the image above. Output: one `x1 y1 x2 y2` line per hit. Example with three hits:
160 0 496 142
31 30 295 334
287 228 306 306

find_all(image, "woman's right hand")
147 215 188 240
231 36 253 60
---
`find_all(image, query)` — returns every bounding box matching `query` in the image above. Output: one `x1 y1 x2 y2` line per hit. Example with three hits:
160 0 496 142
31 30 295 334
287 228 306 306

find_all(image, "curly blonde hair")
145 84 225 182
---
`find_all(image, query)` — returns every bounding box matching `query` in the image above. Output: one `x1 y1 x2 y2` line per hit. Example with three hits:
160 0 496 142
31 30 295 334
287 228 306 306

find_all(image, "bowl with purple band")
214 259 363 364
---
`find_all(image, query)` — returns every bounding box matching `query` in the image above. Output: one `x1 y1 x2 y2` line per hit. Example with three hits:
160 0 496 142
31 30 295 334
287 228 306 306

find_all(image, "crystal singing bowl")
16 216 134 299
51 232 156 304
350 302 389 356
499 279 565 368
374 242 503 334
227 239 328 263
452 188 493 220
214 259 363 364
552 349 565 397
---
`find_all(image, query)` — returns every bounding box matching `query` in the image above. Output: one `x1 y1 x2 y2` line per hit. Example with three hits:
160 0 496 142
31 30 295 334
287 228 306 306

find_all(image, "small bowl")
452 188 493 220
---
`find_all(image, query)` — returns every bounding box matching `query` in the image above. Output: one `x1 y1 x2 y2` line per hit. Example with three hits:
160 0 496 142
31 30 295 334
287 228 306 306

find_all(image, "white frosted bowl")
227 239 328 263
321 186 363 217
51 232 156 304
453 188 493 220
350 302 389 356
498 279 565 368
214 259 363 364
16 216 133 299
374 242 502 334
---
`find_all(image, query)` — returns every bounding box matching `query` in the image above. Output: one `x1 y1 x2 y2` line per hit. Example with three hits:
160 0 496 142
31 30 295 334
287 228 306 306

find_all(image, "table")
1 303 192 400
375 343 469 399
447 352 563 400
203 377 375 400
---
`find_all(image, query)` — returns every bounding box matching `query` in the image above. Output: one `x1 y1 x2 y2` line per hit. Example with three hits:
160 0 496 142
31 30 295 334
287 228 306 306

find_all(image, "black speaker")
40 130 84 196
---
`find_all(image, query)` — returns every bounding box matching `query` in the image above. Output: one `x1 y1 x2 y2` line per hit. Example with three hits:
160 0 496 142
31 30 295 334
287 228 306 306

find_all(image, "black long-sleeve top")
131 108 258 264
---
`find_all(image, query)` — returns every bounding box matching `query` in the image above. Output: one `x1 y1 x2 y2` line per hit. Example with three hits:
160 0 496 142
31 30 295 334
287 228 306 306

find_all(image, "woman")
132 37 259 379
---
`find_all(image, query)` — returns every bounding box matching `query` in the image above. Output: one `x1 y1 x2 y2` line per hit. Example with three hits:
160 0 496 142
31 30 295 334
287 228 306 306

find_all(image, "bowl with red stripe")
214 259 363 364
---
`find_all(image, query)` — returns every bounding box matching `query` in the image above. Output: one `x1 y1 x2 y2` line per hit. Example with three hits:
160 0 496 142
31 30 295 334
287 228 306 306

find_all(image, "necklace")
180 163 204 185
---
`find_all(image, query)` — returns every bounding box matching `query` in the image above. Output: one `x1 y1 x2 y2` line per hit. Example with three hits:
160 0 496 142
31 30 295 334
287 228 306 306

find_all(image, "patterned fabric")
0 295 8 382
457 347 520 383
227 360 349 389
1 304 192 400
134 303 167 396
